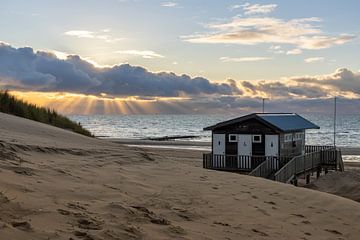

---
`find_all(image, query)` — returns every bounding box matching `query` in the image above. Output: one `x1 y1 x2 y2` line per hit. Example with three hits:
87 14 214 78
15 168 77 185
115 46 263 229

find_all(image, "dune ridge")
0 112 359 240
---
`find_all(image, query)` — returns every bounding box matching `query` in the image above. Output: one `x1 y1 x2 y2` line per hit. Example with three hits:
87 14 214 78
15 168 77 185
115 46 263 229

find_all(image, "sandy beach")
1 112 360 240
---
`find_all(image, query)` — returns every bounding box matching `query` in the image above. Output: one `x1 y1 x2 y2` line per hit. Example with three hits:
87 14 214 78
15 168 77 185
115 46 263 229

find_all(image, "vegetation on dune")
0 90 93 137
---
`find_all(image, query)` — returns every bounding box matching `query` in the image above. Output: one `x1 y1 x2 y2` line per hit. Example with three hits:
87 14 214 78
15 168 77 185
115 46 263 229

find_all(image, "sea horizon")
70 113 360 148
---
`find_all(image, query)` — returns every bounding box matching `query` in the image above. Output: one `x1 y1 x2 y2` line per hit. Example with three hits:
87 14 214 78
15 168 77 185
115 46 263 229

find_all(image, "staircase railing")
274 147 337 183
249 156 278 178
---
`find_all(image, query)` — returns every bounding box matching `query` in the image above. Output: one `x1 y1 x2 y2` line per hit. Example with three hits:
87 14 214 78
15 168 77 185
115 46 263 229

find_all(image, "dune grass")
0 90 93 137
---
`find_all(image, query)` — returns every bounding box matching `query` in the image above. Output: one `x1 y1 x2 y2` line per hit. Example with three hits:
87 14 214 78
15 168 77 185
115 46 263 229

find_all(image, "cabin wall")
279 130 305 157
212 119 277 135
212 119 278 156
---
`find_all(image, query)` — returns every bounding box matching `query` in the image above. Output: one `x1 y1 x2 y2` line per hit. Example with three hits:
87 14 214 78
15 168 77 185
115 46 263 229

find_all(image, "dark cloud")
0 43 240 97
1 43 359 114
292 68 360 94
239 80 328 99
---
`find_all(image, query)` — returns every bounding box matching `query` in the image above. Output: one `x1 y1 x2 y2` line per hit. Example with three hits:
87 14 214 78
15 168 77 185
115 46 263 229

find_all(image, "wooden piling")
316 168 321 178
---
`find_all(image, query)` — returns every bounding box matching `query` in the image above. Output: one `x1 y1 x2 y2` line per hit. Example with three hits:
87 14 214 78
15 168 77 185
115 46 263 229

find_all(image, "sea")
70 113 360 148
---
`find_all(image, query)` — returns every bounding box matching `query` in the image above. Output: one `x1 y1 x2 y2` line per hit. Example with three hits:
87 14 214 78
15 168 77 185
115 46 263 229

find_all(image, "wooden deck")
203 154 290 172
203 145 344 184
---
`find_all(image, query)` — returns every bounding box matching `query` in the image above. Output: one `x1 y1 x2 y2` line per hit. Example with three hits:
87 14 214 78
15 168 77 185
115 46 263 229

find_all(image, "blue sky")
1 0 359 80
0 0 360 114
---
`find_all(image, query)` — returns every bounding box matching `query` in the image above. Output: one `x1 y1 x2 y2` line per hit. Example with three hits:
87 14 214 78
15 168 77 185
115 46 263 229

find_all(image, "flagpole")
333 97 337 147
262 98 265 113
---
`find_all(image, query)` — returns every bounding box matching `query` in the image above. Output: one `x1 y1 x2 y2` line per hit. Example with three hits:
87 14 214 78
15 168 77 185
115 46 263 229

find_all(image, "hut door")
265 135 279 157
213 134 225 155
238 135 252 156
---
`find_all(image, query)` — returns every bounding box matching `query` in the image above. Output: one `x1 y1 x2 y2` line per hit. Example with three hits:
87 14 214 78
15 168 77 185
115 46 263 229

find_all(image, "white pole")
262 98 265 113
333 97 337 147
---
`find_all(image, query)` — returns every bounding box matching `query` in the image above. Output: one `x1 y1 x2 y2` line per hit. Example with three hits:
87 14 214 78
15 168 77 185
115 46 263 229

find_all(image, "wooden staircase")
249 146 344 184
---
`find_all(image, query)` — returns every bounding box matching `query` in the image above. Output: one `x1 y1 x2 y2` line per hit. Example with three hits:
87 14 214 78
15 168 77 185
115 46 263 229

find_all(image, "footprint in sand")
11 221 32 232
252 228 269 237
130 205 171 225
166 225 186 236
325 229 343 236
73 230 95 240
67 202 87 211
77 218 103 230
291 213 306 218
264 201 276 206
254 207 270 216
199 176 208 181
213 221 230 227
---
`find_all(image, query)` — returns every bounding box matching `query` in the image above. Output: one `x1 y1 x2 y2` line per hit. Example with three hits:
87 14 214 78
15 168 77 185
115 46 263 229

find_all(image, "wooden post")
306 174 310 184
293 177 298 186
316 168 321 178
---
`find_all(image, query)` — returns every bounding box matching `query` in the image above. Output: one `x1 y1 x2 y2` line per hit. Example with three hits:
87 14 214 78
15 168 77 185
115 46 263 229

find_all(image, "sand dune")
0 112 359 240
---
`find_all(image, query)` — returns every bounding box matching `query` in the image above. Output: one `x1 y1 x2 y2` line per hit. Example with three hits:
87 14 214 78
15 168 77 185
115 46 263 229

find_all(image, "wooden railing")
337 149 344 171
274 147 338 183
249 156 279 178
305 145 334 153
203 154 272 171
203 145 343 183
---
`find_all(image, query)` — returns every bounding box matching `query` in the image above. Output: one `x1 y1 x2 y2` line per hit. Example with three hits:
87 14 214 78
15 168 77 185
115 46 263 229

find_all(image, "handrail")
249 156 278 178
203 145 341 182
337 149 344 171
203 153 270 171
275 147 337 183
305 145 334 153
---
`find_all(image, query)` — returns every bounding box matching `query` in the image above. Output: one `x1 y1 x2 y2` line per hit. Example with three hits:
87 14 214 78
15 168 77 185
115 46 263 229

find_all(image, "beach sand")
0 112 360 240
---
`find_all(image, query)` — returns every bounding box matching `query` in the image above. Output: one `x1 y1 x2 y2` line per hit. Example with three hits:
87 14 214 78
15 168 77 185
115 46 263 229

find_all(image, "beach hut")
203 113 319 170
203 113 344 183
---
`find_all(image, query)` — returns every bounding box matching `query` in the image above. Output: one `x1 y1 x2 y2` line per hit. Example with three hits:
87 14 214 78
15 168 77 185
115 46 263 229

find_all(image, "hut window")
229 134 237 142
252 135 262 143
293 132 303 141
284 133 292 142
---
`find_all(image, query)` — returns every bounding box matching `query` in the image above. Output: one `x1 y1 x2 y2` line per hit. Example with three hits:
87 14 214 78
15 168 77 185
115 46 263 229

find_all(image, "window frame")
252 134 262 143
284 133 293 142
228 134 238 142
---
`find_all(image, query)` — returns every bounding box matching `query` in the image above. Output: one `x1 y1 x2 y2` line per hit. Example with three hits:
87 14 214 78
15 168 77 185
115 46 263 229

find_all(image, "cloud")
161 2 178 7
64 30 95 38
304 57 324 63
1 43 360 114
286 48 302 55
0 43 240 97
268 45 284 54
242 3 277 15
183 16 355 50
64 30 123 43
229 5 242 11
116 50 165 59
290 68 360 95
236 68 360 99
220 56 272 62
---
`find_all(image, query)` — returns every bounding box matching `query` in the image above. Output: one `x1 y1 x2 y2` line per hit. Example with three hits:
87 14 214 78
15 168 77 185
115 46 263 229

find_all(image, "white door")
265 135 279 156
213 134 225 155
238 134 252 156
238 135 252 169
